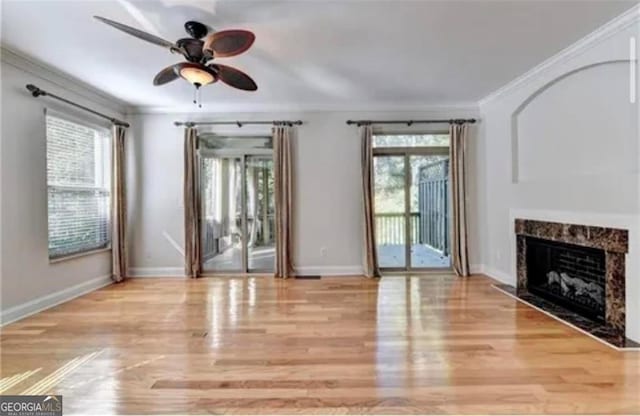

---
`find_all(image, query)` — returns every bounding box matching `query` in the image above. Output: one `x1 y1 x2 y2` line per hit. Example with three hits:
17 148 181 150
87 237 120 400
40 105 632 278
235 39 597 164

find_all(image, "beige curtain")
361 125 380 278
450 123 470 277
273 125 294 278
184 127 201 278
111 125 128 282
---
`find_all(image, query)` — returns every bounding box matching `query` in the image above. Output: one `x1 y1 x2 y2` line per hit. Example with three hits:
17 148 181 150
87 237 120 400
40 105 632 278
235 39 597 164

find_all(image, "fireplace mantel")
515 219 628 253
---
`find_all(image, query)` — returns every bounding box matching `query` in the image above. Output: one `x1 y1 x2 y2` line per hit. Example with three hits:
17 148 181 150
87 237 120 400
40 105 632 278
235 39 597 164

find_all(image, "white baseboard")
486 267 515 285
470 264 515 285
0 274 113 326
294 265 364 276
470 264 485 275
129 266 363 277
128 264 514 282
127 267 186 278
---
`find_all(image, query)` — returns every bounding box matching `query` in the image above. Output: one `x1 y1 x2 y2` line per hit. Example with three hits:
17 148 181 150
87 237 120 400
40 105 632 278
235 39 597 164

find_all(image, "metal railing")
419 159 449 255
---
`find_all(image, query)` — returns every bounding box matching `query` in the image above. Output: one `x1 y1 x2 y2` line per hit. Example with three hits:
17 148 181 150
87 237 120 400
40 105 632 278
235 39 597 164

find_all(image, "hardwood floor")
1 275 639 415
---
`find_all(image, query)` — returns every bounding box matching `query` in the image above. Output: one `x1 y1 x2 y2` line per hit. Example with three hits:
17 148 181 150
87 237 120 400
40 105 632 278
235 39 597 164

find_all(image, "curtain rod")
174 120 303 128
346 118 477 127
25 84 130 128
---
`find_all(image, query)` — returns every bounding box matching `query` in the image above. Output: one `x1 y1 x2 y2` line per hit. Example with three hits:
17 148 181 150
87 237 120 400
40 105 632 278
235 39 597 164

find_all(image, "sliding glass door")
200 155 244 271
199 136 274 274
374 155 407 269
409 154 450 268
373 134 451 271
245 156 275 271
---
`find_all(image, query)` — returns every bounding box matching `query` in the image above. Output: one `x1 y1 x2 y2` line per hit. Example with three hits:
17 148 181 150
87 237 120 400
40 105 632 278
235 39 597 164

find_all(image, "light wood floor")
1 275 639 415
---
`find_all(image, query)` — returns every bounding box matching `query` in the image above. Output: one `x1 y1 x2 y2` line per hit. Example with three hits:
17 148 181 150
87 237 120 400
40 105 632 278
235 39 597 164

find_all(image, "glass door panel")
410 155 451 268
374 155 407 269
201 156 244 272
245 156 275 272
372 133 452 272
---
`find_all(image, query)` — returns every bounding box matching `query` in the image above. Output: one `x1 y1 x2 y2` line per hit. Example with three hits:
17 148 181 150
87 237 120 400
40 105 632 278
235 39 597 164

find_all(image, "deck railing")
375 212 421 245
418 160 449 255
375 159 450 256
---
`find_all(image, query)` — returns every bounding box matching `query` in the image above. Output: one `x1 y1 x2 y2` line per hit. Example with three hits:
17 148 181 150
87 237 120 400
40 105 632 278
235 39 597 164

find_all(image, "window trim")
373 146 449 156
372 132 450 156
45 108 113 261
45 107 112 133
372 128 450 136
49 247 111 264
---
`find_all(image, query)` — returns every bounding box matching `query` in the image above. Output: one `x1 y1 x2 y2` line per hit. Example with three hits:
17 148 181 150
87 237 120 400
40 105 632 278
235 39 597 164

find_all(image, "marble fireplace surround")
513 218 632 348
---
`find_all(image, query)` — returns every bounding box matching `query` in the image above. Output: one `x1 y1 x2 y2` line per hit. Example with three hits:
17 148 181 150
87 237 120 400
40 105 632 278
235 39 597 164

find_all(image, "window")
373 134 449 148
199 134 272 150
46 112 111 259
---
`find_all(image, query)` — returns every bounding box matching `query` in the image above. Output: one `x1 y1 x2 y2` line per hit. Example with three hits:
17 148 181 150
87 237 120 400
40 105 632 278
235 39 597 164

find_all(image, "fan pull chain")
192 84 203 108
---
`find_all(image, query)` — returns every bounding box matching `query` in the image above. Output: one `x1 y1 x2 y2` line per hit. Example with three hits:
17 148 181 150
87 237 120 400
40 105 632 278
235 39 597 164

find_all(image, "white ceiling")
1 0 637 112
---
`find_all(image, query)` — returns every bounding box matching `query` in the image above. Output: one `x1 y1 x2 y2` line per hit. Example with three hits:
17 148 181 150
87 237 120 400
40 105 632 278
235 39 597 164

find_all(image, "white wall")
0 49 127 323
126 108 480 276
478 19 640 341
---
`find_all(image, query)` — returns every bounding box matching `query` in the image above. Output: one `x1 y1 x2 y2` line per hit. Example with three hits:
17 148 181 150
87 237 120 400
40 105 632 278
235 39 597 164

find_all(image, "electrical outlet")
320 247 327 257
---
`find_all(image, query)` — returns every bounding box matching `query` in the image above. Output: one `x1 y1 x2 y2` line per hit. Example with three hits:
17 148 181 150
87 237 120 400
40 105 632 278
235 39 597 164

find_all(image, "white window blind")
46 112 111 259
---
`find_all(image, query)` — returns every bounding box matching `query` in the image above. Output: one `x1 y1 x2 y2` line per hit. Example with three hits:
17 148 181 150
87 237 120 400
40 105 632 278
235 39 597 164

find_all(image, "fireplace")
526 237 605 323
511 219 630 347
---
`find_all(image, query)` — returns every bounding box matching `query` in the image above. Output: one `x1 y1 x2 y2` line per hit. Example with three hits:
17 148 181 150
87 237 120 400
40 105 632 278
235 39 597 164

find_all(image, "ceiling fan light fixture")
94 16 257 98
179 66 215 86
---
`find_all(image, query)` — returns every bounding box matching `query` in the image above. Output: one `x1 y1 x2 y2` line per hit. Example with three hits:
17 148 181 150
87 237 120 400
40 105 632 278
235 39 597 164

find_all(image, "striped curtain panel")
360 125 380 278
183 127 201 278
450 122 470 277
111 125 128 282
273 125 294 278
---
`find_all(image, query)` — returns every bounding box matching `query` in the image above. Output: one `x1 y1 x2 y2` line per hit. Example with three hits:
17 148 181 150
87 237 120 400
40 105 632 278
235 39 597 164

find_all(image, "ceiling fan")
94 16 257 106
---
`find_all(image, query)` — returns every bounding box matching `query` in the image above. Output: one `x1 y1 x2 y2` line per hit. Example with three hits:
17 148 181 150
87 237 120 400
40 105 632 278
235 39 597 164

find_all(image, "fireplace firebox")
525 237 605 323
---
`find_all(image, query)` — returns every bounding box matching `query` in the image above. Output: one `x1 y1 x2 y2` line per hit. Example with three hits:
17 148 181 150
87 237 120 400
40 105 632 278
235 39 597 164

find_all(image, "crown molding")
479 3 640 107
0 46 131 114
125 101 479 116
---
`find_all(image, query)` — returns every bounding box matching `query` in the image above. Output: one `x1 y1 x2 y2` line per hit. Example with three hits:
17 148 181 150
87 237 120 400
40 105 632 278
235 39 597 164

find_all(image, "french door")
373 147 451 271
199 149 275 274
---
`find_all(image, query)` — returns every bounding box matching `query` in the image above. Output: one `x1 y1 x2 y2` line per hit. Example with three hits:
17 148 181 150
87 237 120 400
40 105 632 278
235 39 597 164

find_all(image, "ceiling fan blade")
94 16 179 52
209 64 257 91
203 30 255 57
153 65 179 86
